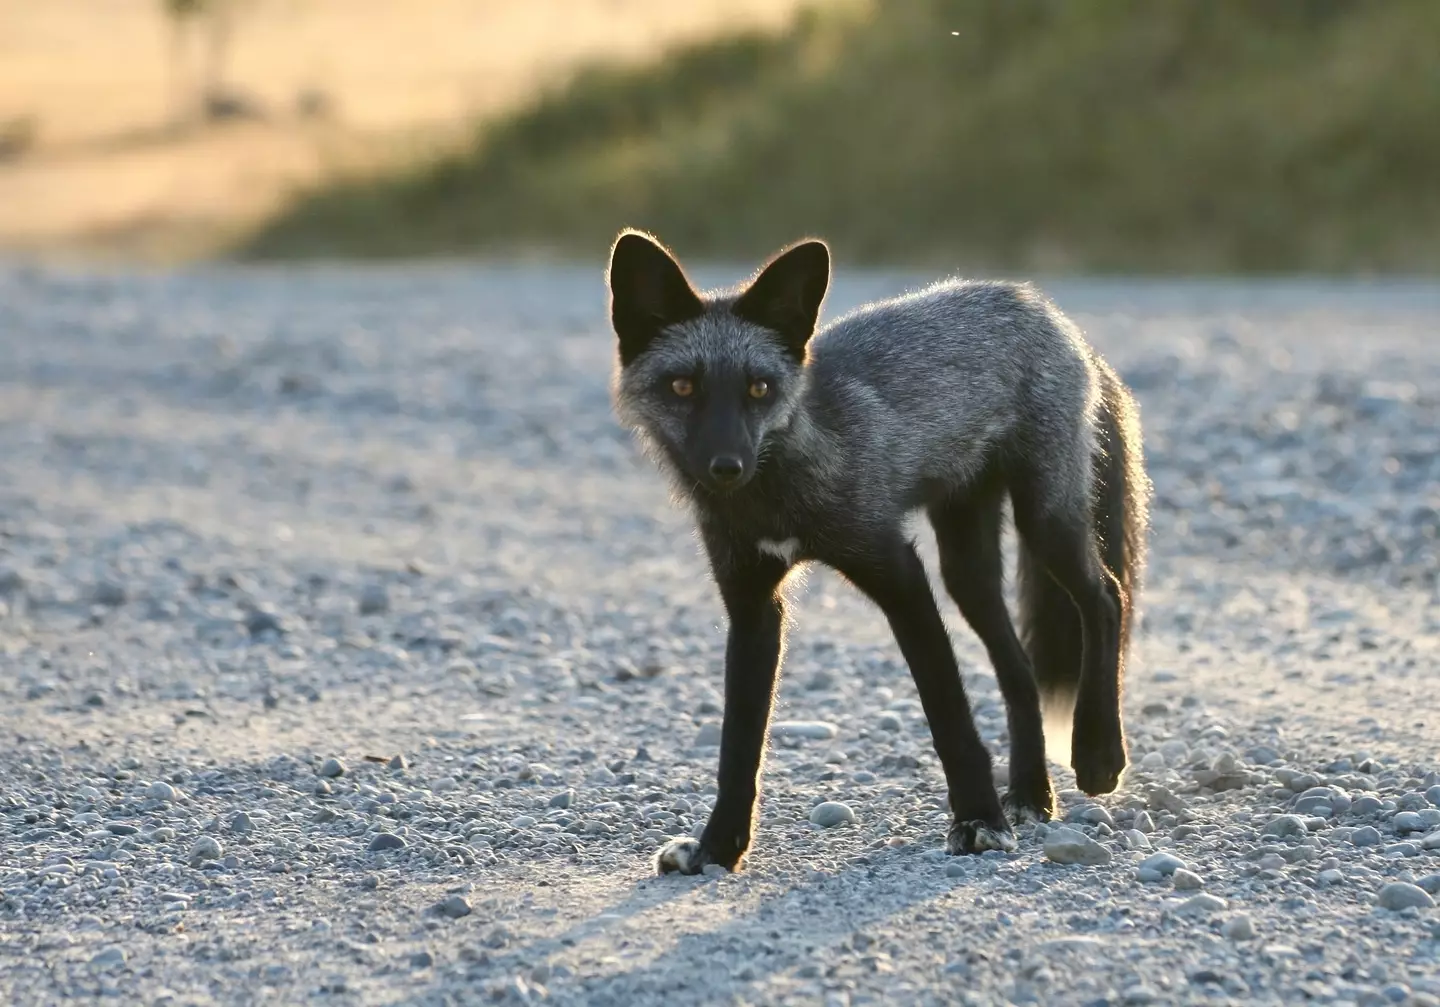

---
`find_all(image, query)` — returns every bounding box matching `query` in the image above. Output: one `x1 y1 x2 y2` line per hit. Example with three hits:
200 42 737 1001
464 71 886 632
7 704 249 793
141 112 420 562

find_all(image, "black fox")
605 230 1150 873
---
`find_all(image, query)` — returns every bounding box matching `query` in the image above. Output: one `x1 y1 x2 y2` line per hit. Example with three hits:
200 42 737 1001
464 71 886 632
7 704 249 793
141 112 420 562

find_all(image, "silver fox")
606 229 1150 874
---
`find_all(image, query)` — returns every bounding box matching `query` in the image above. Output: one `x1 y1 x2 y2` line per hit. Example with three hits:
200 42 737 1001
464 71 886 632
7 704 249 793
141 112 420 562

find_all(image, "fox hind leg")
929 483 1055 825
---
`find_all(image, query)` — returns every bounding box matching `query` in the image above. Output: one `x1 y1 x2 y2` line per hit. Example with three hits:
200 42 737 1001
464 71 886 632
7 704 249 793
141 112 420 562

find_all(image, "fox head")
607 230 830 494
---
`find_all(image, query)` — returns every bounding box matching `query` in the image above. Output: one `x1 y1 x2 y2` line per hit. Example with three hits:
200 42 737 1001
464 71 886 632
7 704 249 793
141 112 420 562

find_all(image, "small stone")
435 895 472 919
1423 831 1440 850
1392 811 1426 833
1426 785 1440 808
1139 751 1166 771
93 580 128 607
189 836 223 863
809 802 857 828
1080 806 1115 829
1174 893 1227 916
1318 868 1345 885
319 757 346 778
315 779 332 796
1139 852 1186 876
410 950 435 969
359 583 390 615
229 812 254 834
548 789 574 809
945 862 967 878
1222 915 1255 941
1172 869 1204 891
876 712 904 732
1351 826 1383 847
90 946 127 969
1122 829 1151 850
368 833 407 852
1262 814 1308 838
694 722 722 747
1414 874 1440 895
770 720 839 741
244 606 285 636
146 781 178 802
1351 795 1385 815
509 815 536 830
1377 882 1434 911
1132 811 1155 834
1043 827 1112 866
701 863 729 877
388 754 408 771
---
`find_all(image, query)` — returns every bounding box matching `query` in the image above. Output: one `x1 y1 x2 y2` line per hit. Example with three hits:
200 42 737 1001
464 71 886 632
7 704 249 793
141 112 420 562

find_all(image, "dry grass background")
0 0 816 263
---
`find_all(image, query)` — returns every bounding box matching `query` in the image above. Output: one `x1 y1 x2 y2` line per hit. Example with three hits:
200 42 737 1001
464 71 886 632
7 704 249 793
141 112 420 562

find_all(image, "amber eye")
748 379 770 399
670 377 694 397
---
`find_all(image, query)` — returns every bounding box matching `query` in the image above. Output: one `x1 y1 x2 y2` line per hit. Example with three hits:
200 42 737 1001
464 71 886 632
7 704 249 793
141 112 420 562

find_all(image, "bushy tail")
1018 362 1150 727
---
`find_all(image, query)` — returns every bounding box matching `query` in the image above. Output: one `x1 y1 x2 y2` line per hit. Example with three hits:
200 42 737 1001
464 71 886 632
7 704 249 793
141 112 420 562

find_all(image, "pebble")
1376 882 1435 911
809 802 857 828
435 895 472 919
1423 831 1440 850
1132 811 1155 833
1122 829 1151 850
367 833 407 852
1222 915 1256 941
146 781 178 802
1427 785 1440 808
548 789 574 809
410 950 435 969
1414 874 1440 895
1172 869 1204 891
771 720 839 740
945 862 967 878
694 722 723 747
1318 868 1345 885
1080 806 1115 829
229 812 254 834
1174 893 1227 916
90 946 127 969
1139 852 1186 877
876 712 904 732
1262 814 1308 838
1350 795 1385 815
189 836 223 862
319 757 346 778
1392 811 1425 833
92 580 128 607
1043 827 1112 866
358 583 390 615
1351 826 1383 847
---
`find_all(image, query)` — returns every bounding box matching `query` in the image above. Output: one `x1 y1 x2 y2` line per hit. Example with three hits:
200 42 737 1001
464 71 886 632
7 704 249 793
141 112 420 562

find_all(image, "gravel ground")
1 261 1438 1006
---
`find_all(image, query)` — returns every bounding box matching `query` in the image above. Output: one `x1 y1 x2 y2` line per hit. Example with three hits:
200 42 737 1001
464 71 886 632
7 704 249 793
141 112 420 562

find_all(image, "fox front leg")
656 547 789 875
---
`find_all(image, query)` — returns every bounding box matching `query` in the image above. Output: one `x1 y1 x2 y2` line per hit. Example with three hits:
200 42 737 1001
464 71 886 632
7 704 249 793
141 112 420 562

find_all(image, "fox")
605 229 1150 874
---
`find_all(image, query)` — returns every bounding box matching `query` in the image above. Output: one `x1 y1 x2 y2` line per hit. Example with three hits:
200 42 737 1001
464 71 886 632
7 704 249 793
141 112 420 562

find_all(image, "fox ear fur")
733 239 830 361
608 230 704 366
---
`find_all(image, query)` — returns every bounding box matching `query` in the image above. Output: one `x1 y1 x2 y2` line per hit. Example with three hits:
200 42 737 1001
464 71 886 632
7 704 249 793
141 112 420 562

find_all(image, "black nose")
709 456 745 483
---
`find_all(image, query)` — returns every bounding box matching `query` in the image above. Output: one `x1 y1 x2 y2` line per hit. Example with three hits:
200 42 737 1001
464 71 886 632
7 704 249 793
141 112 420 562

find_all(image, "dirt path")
1 263 1437 1005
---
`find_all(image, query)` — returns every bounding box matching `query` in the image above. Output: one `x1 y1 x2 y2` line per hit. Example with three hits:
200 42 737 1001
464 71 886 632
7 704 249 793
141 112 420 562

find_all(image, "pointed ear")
733 239 830 360
607 230 704 366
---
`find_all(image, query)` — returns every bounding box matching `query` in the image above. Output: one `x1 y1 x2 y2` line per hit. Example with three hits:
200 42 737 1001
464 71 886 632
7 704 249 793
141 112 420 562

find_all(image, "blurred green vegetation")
242 0 1440 273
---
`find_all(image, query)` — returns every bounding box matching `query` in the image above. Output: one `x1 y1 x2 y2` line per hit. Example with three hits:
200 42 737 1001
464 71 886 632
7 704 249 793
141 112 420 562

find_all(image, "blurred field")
245 0 1440 274
0 0 817 263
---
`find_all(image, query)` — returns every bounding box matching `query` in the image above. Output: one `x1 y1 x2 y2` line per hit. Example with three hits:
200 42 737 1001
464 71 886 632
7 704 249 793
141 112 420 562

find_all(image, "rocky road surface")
1 262 1438 1006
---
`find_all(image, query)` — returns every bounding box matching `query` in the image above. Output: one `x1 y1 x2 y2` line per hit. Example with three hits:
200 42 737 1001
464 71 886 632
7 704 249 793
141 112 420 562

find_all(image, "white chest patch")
757 537 801 565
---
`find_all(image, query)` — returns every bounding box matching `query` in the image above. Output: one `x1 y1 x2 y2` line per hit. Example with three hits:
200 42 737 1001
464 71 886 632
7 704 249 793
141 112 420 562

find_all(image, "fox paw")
946 819 1017 855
